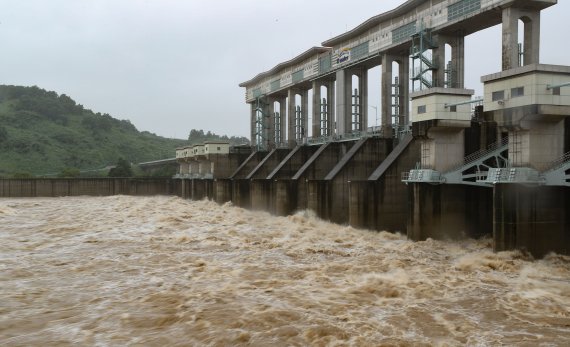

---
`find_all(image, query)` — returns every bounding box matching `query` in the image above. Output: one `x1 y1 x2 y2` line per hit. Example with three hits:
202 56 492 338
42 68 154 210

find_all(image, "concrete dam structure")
4 0 566 258
233 0 570 257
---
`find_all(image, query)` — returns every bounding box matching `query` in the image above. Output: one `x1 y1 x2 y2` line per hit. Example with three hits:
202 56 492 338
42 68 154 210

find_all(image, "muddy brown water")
1 196 569 346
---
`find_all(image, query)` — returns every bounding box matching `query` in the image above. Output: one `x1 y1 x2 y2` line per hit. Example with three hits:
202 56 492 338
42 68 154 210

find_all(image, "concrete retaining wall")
0 178 182 198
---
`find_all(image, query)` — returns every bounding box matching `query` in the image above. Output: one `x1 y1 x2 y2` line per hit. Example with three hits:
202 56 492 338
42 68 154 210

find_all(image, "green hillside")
0 85 189 176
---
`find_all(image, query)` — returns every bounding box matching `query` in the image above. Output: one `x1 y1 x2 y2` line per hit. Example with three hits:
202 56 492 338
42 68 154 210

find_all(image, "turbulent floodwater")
0 196 569 346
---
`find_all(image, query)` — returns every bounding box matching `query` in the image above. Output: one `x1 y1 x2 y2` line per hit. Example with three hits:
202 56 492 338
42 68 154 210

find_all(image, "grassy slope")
0 85 188 176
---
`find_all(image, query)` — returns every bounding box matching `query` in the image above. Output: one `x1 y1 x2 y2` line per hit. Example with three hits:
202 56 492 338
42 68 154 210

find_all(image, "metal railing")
401 169 442 183
445 137 509 173
542 151 570 173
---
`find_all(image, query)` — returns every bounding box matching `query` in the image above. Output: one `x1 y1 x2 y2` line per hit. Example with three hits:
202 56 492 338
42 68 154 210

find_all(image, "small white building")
482 64 570 113
175 147 185 159
411 87 475 124
193 144 205 156
204 141 230 155
410 88 476 173
183 146 194 159
482 64 570 170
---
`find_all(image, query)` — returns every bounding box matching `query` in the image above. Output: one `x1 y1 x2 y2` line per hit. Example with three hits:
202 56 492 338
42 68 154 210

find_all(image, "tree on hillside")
0 126 8 143
187 128 250 146
108 158 133 177
58 167 81 178
0 85 187 175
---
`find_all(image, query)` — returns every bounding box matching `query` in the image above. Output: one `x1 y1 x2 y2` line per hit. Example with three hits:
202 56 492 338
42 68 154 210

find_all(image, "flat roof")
238 1 426 87
204 141 230 145
322 0 426 47
481 64 570 83
239 46 331 87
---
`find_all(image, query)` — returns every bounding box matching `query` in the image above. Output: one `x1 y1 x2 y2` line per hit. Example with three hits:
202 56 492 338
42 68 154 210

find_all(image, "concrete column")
189 160 199 176
198 160 211 175
381 54 394 138
279 98 287 146
300 89 309 141
356 68 368 131
523 12 540 66
287 89 297 147
398 56 410 126
433 33 465 88
250 103 257 147
275 180 297 216
213 179 232 204
250 179 274 213
326 80 336 136
422 128 466 172
502 7 519 71
180 162 189 174
502 7 540 70
335 69 352 136
312 81 322 137
265 97 275 149
452 35 465 88
432 35 446 88
508 120 565 169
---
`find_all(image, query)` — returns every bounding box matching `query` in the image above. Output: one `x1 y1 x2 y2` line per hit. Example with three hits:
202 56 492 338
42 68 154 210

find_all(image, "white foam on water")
0 196 568 346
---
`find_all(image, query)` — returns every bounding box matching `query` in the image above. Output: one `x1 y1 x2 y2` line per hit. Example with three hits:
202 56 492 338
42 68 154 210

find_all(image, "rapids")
0 196 569 346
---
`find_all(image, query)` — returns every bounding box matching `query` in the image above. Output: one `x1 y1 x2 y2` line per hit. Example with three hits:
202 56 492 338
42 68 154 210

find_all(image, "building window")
492 90 505 101
418 105 426 114
448 0 481 22
553 87 561 96
511 87 524 98
217 147 221 150
450 105 457 112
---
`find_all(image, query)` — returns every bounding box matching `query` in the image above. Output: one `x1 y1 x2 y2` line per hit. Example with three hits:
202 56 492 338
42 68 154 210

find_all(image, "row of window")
448 0 481 22
491 86 525 101
392 21 417 44
351 42 370 61
291 70 304 84
417 104 457 114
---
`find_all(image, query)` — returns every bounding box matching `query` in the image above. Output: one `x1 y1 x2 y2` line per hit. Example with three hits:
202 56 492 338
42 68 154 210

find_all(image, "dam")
230 0 570 257
2 0 568 257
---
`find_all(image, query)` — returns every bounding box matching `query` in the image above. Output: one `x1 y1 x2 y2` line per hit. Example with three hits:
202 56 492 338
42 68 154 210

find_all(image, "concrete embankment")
0 178 182 197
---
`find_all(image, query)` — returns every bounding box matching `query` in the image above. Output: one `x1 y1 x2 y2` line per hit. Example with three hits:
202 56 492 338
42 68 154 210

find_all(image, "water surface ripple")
1 196 569 346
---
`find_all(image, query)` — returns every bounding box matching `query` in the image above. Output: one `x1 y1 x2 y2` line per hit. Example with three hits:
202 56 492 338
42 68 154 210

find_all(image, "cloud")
0 0 567 139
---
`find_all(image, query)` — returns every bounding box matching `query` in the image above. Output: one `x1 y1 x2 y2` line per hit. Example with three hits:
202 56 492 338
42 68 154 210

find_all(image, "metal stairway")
443 137 509 186
410 24 437 91
541 152 570 186
403 138 509 186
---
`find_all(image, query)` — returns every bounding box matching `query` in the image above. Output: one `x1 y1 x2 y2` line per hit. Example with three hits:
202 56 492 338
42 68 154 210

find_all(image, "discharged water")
0 196 569 346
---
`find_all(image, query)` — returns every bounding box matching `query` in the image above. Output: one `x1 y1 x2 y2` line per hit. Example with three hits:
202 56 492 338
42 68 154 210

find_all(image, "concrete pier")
316 138 392 224
493 185 570 257
231 179 251 209
190 179 213 201
250 179 276 213
213 179 232 204
293 141 357 212
408 184 493 241
274 179 298 216
349 135 421 232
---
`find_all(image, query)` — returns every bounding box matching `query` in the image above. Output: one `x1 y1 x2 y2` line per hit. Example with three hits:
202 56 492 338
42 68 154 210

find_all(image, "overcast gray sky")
0 0 567 139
